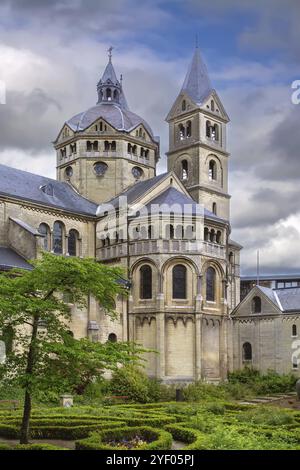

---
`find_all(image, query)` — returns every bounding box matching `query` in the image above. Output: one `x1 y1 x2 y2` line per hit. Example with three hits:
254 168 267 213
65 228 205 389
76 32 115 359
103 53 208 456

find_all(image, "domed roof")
67 102 154 137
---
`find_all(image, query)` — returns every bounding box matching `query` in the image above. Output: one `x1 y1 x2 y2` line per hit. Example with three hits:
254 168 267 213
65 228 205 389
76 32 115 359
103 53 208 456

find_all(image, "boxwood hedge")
75 426 173 450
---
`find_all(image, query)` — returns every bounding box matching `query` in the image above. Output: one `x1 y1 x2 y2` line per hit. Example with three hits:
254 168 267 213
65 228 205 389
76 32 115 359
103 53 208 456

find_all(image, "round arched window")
132 166 143 180
94 162 108 176
65 166 73 178
108 333 117 343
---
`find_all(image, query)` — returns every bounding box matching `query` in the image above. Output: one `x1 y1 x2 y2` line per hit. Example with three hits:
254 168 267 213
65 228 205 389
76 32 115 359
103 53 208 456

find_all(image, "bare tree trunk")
19 315 39 444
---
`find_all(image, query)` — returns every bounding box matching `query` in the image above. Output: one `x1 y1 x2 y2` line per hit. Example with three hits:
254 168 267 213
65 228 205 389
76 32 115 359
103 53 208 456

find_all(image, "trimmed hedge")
0 421 126 440
164 424 205 450
75 426 173 450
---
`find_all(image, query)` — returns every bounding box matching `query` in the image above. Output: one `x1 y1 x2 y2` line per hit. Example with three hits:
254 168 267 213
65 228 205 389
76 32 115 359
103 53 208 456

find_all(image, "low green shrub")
109 366 150 403
182 382 229 402
164 424 202 448
75 426 172 450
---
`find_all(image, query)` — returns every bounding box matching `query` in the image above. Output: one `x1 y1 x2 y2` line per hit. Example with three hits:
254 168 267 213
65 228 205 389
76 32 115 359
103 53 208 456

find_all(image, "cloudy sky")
0 0 299 275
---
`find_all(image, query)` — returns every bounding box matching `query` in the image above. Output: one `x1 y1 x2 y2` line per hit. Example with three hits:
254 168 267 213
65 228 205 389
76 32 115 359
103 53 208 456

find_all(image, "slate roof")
256 285 300 313
181 47 213 105
144 186 226 222
0 247 33 271
97 173 169 213
98 173 227 223
10 217 40 236
0 164 98 217
67 103 154 137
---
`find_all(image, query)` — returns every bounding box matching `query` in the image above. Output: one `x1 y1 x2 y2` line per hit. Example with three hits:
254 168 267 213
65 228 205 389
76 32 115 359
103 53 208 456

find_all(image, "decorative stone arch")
52 220 66 254
130 257 159 302
205 154 224 186
175 154 193 182
201 260 225 309
162 256 199 305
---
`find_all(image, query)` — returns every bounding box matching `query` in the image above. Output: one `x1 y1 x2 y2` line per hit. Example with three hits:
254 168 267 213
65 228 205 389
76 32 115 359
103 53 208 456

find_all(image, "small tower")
166 46 230 220
54 49 159 204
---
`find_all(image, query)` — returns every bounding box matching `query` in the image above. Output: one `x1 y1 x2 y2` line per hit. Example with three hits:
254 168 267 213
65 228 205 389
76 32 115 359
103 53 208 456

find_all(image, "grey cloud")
232 186 300 230
259 107 300 180
0 88 62 151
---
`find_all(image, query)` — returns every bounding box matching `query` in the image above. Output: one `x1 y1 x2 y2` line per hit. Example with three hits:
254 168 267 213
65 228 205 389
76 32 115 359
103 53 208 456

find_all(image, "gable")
232 286 281 318
166 92 198 122
129 124 152 142
55 123 74 143
132 172 192 208
200 91 229 122
85 117 115 134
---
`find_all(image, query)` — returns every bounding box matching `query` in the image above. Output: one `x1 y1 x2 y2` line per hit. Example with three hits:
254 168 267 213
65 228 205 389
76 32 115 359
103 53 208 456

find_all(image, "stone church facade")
0 47 242 382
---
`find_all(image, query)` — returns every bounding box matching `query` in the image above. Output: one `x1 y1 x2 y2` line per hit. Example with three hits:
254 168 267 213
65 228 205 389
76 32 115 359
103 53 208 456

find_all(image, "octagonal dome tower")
54 48 160 204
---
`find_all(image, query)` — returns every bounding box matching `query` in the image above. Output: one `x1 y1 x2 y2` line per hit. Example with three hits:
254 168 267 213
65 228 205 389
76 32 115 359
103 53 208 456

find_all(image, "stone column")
195 313 203 380
156 306 166 379
219 316 228 380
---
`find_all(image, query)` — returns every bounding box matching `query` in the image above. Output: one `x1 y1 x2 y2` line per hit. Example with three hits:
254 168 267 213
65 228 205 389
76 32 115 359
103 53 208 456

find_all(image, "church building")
0 46 242 382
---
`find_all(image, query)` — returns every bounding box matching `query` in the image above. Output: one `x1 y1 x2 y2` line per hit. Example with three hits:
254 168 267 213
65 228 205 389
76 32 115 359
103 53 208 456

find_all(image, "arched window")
140 265 152 299
108 333 117 342
229 252 234 265
182 100 186 111
113 90 118 100
212 124 219 141
106 88 112 100
166 224 174 239
148 225 153 239
252 296 261 313
132 145 137 155
111 141 116 151
99 121 103 132
204 227 209 241
209 229 215 243
93 141 98 151
212 202 217 215
145 149 149 159
181 160 188 180
179 124 185 140
139 128 143 137
86 141 92 151
53 221 64 254
216 231 221 244
68 229 79 257
172 264 187 299
242 342 252 362
38 223 50 251
186 120 192 138
104 141 110 151
292 324 297 337
209 160 217 180
211 100 215 112
206 267 216 301
175 225 184 239
127 143 132 154
206 121 211 138
185 225 194 240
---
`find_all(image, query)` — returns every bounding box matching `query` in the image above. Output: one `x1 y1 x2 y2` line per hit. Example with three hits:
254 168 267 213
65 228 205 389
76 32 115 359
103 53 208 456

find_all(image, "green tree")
0 253 142 444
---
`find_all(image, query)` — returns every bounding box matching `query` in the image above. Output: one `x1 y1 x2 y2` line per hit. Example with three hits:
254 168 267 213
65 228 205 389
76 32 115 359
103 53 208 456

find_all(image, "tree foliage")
0 253 143 443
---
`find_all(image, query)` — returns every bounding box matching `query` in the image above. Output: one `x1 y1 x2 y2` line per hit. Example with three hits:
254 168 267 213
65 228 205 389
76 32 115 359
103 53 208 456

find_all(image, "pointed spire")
181 46 213 105
96 49 129 109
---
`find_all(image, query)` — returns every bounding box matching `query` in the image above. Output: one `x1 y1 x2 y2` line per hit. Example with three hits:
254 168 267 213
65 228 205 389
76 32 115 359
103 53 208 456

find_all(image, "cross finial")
108 46 113 62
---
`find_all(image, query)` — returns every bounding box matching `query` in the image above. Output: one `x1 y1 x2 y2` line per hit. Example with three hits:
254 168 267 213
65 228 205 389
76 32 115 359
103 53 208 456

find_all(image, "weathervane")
108 46 114 62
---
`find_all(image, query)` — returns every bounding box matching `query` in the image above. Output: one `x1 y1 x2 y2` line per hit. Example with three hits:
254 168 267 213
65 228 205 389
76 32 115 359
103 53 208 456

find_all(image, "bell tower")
166 46 230 220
